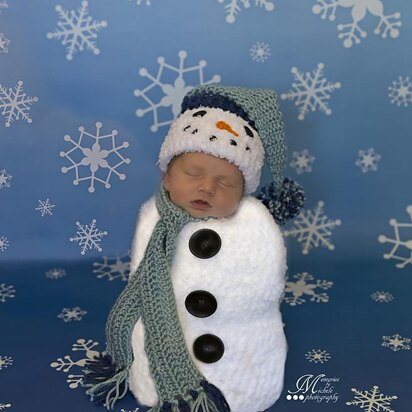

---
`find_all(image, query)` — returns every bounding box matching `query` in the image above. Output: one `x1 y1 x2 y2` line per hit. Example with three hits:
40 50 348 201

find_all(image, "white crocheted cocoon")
128 195 287 412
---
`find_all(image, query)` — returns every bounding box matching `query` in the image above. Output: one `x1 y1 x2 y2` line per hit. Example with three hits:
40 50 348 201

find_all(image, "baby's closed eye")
184 170 201 177
219 180 234 188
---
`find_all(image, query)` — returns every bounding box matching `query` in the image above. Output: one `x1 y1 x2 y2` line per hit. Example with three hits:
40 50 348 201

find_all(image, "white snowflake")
284 201 341 255
355 148 381 173
47 1 108 61
121 409 140 412
0 355 13 370
281 63 341 121
250 41 271 63
93 251 131 281
0 33 10 53
0 81 39 127
388 76 412 107
58 307 87 322
371 291 393 303
131 0 151 5
0 169 12 189
382 333 410 352
218 0 274 24
50 338 102 389
0 403 11 410
0 236 9 252
346 385 398 411
283 272 333 306
0 0 8 14
313 0 401 48
305 349 331 363
378 205 412 269
60 122 130 193
70 219 108 255
134 50 221 132
46 268 67 279
35 198 55 217
290 149 315 174
0 284 15 303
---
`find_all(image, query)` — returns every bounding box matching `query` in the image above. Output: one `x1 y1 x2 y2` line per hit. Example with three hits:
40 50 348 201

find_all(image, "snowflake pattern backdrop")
0 1 411 411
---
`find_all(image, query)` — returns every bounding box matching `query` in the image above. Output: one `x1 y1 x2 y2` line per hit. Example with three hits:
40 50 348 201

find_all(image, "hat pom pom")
256 178 305 225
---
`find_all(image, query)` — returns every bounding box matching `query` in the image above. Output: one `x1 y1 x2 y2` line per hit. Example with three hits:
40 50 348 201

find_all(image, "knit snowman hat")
157 84 305 224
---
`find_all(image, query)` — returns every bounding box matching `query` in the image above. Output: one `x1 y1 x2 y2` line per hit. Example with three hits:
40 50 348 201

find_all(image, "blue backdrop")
1 1 411 411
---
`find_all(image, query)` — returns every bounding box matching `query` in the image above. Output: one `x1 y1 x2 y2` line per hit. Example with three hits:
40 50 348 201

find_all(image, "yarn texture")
83 184 230 411
181 85 287 194
128 194 288 412
157 106 265 194
84 84 300 411
256 178 306 225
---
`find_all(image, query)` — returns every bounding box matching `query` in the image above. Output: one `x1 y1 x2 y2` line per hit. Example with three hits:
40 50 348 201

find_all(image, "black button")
193 334 224 363
189 229 221 259
185 290 217 318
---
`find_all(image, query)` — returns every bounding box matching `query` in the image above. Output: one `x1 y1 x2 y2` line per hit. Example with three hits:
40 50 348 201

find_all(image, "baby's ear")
163 171 170 191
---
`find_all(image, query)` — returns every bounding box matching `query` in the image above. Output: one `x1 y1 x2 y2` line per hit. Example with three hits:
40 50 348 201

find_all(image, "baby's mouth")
191 199 211 209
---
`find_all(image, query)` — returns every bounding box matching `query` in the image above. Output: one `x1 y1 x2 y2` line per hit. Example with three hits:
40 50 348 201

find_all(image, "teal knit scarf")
83 184 230 412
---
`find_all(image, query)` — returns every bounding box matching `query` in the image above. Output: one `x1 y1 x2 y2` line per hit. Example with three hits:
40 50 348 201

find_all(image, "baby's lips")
195 199 210 205
192 199 212 208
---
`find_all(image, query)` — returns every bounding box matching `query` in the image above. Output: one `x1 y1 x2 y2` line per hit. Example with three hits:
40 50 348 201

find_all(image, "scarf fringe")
149 380 230 412
82 353 129 410
199 380 231 411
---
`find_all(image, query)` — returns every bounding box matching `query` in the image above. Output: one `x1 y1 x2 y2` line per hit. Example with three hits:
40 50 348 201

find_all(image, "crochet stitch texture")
182 85 287 193
84 184 230 411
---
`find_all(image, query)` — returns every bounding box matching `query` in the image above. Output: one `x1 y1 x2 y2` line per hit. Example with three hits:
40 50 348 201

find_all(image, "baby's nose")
199 178 215 194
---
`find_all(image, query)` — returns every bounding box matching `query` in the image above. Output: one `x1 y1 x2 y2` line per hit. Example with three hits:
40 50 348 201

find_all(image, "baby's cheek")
230 197 242 214
218 197 237 217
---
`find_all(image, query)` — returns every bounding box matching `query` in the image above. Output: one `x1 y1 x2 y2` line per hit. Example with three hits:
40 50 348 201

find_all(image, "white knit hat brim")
157 107 265 194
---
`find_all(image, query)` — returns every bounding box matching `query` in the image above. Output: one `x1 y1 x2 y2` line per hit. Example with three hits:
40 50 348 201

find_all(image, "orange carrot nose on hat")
157 84 305 224
216 120 239 137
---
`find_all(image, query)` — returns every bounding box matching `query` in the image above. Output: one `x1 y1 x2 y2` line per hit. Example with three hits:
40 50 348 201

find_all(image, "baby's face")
163 152 244 218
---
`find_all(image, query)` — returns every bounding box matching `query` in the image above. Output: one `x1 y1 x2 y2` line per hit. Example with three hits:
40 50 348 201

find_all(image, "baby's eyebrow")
216 172 235 179
186 163 202 170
